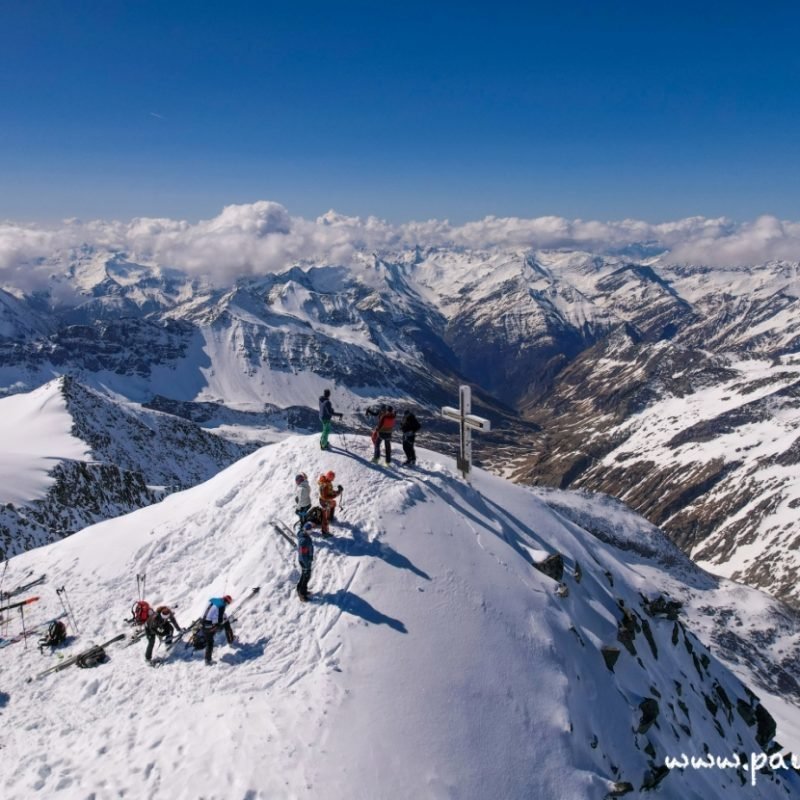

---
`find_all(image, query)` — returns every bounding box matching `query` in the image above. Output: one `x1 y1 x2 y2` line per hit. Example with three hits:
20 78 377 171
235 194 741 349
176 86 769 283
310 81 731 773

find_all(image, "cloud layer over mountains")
2 201 800 289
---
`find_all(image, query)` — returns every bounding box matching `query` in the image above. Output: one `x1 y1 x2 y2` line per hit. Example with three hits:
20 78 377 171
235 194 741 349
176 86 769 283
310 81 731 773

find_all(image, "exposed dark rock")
601 646 621 671
755 703 777 748
533 553 564 582
638 698 660 734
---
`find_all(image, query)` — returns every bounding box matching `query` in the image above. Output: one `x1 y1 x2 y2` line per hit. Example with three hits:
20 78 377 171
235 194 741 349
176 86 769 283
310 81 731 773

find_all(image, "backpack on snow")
76 645 108 668
306 506 324 526
189 624 208 650
131 600 151 625
38 619 67 650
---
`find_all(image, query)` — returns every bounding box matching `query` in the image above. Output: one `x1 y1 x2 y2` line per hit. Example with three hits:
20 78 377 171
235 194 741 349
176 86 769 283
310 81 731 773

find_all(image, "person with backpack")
372 405 397 464
297 522 315 601
318 388 343 451
144 604 183 664
318 471 342 535
295 472 311 525
130 599 152 627
401 409 421 465
201 595 234 666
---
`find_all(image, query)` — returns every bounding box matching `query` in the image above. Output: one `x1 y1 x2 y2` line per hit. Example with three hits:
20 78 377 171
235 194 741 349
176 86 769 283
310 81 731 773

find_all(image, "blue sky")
1 1 799 223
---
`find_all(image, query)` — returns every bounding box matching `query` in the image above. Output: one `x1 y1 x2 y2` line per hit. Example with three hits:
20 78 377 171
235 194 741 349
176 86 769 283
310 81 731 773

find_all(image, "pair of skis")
0 574 46 602
27 633 127 682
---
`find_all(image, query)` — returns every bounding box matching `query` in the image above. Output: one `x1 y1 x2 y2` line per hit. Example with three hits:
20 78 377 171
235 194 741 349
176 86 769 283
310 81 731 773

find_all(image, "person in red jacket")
372 405 396 464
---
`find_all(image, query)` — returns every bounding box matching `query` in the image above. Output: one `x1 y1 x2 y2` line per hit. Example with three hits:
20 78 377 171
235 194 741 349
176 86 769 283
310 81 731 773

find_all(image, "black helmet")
323 389 331 397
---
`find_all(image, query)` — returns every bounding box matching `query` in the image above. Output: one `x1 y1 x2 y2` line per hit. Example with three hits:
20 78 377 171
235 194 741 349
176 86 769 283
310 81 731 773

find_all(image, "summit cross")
441 385 491 480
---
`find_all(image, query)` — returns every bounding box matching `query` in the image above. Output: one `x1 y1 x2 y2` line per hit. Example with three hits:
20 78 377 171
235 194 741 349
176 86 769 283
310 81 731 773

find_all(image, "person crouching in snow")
202 595 234 666
144 604 183 663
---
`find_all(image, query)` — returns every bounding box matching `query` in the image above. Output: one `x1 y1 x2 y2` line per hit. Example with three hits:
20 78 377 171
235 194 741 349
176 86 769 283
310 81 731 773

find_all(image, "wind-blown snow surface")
1 436 797 799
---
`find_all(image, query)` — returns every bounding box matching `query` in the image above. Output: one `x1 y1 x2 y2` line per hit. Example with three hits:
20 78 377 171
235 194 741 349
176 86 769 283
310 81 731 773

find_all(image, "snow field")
0 434 797 799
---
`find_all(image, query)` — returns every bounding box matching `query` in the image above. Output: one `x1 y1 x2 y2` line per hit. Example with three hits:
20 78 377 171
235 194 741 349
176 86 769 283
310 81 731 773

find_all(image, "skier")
201 595 234 666
318 471 343 535
297 522 315 601
295 472 311 526
318 388 343 451
144 605 183 664
372 405 397 464
401 409 421 465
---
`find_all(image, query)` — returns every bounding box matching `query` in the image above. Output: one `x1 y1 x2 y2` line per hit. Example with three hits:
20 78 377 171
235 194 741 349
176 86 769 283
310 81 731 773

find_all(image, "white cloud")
2 203 800 292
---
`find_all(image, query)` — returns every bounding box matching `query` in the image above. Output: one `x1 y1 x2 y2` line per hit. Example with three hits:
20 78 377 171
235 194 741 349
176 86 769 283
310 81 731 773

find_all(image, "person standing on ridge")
295 472 311 526
401 409 421 465
297 522 315 601
319 388 343 451
318 471 342 536
144 604 183 664
202 594 234 666
372 405 397 464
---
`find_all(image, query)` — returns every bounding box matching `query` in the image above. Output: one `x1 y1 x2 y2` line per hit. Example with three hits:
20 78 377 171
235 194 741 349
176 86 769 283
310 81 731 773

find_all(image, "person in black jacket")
400 410 421 465
144 605 183 664
318 389 343 451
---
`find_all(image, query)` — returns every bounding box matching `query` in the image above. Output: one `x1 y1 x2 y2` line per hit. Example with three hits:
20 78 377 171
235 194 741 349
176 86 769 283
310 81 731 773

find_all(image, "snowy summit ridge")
1 434 796 799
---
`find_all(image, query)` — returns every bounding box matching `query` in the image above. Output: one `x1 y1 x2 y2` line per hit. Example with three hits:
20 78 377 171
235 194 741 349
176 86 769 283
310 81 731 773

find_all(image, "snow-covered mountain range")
2 435 799 799
0 377 258 560
2 245 800 612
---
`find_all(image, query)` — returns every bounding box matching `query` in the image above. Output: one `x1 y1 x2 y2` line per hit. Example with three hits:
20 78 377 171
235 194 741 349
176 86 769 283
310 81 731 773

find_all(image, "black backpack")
405 413 421 433
307 506 324 525
189 624 208 650
39 620 67 650
76 645 108 668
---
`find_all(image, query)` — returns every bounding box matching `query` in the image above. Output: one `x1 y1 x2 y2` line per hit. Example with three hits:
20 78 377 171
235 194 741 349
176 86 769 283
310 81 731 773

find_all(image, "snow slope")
0 381 88 505
0 436 797 799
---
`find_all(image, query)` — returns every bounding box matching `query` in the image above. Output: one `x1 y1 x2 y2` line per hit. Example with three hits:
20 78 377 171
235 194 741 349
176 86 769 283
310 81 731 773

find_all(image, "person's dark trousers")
297 568 312 598
203 621 232 663
296 506 310 528
380 432 392 463
402 433 416 463
145 632 156 662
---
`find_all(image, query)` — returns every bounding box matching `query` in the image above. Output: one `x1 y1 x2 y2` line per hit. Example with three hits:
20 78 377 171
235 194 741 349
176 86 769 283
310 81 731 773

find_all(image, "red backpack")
131 600 151 625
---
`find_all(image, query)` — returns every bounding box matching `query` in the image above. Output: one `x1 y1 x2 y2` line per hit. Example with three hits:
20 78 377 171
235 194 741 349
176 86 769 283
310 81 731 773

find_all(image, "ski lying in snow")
28 633 127 681
0 574 46 601
0 595 40 615
0 611 68 650
270 519 297 548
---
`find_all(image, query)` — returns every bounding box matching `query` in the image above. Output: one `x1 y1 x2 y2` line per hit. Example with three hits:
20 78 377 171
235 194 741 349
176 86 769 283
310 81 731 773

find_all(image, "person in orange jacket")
318 471 343 535
372 405 397 464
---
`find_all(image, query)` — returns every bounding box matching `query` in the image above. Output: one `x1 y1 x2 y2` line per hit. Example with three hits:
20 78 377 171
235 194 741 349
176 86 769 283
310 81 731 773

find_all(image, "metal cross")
441 385 491 480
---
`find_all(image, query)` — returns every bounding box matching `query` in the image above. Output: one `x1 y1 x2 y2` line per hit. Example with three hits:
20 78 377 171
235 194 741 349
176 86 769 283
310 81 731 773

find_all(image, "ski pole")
56 586 80 634
0 559 8 602
18 604 28 650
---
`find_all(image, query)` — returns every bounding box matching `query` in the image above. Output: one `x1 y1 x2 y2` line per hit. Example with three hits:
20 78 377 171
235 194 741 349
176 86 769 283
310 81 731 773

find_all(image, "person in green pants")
318 388 342 450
